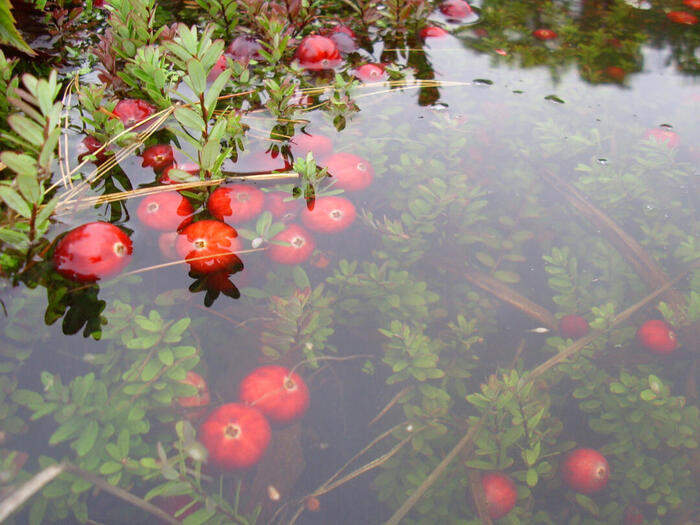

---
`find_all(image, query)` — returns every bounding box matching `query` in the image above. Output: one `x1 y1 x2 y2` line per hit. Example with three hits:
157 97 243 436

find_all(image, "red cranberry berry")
265 191 302 221
160 163 200 185
439 0 473 18
683 0 700 9
267 224 315 265
294 35 343 70
289 133 334 161
301 196 356 234
321 152 374 192
175 220 243 274
207 184 265 225
141 144 175 170
238 365 310 425
623 505 645 525
136 192 194 231
636 319 678 354
420 26 449 39
112 99 157 130
643 128 679 148
326 24 357 53
667 10 698 24
227 34 262 63
480 472 517 519
558 315 590 339
533 28 558 40
560 448 609 494
353 64 387 83
53 222 133 283
77 136 111 165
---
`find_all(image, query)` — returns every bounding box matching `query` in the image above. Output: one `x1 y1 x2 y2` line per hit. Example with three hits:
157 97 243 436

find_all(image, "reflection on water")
1 1 700 524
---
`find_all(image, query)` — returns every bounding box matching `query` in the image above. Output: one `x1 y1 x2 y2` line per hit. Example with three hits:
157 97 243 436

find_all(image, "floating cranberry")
176 220 242 274
233 150 292 174
267 224 315 265
141 144 174 170
561 448 609 494
136 192 194 231
265 191 302 221
636 319 677 354
667 10 698 24
227 34 262 63
207 184 265 225
238 365 310 425
480 472 517 519
77 136 111 165
420 26 449 39
439 0 473 18
207 54 229 82
294 35 343 70
301 196 356 234
558 315 590 339
683 0 700 9
199 403 271 470
112 99 156 130
289 133 334 160
533 28 558 40
321 152 374 192
603 66 626 81
53 222 133 283
643 128 679 148
353 64 387 83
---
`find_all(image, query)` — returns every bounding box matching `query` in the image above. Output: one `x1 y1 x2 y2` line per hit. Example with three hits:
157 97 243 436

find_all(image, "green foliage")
0 0 35 56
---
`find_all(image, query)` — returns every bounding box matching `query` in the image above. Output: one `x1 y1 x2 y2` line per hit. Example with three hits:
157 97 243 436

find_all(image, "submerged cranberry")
558 315 589 339
289 133 333 160
667 10 698 24
326 25 357 53
265 191 302 221
480 472 517 519
420 26 449 39
643 128 679 148
207 184 266 225
301 196 356 234
113 99 156 130
141 144 174 170
321 152 374 192
560 448 609 494
533 28 558 40
136 192 194 231
353 64 387 83
160 163 200 184
439 0 472 18
294 35 343 70
77 136 111 165
53 222 133 282
227 34 262 63
636 319 678 354
683 0 700 9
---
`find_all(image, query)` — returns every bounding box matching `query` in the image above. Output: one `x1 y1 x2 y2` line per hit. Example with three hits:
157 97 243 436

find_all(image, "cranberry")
325 24 357 53
207 184 265 225
420 26 449 39
198 403 271 470
136 192 194 231
353 64 387 83
533 28 558 40
301 196 356 234
112 99 156 130
238 365 310 425
321 152 374 192
53 222 132 283
141 144 174 170
643 128 679 148
560 448 609 494
175 220 243 274
266 224 315 265
294 35 343 70
683 0 700 9
667 10 698 24
160 163 200 185
558 315 590 339
227 34 262 63
265 191 302 221
439 0 473 18
623 505 645 525
177 371 211 420
289 133 334 160
77 136 111 165
603 66 626 81
480 472 517 519
636 319 678 354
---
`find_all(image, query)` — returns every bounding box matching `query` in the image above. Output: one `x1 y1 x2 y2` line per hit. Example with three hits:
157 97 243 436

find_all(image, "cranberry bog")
0 1 699 524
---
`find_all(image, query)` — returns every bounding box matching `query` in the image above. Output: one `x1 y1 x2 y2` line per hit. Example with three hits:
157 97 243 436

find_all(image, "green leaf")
8 114 44 145
1 152 37 177
49 419 80 445
575 493 598 515
293 265 311 289
494 270 520 284
158 348 174 366
0 186 32 217
526 467 538 487
72 420 99 456
0 0 36 56
174 106 205 131
141 360 163 382
164 318 190 342
99 461 123 475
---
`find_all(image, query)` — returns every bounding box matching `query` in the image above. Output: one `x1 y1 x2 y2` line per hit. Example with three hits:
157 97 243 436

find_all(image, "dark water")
2 1 700 524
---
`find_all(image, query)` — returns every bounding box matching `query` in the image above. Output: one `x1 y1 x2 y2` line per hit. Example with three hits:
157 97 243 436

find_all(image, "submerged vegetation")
1 0 700 524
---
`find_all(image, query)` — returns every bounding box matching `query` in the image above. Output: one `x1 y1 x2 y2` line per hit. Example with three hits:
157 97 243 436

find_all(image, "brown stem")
464 266 558 331
540 169 687 322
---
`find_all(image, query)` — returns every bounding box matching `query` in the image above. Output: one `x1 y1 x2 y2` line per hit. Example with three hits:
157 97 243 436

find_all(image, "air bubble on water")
252 237 263 248
430 102 449 111
596 158 608 165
